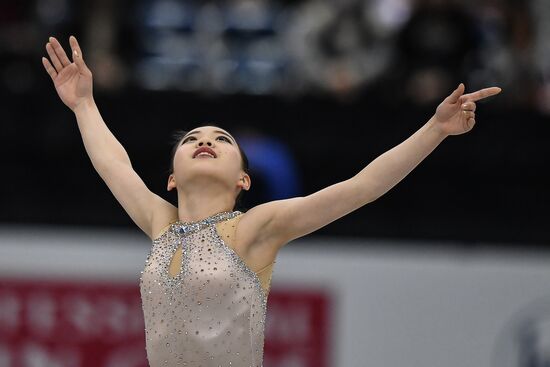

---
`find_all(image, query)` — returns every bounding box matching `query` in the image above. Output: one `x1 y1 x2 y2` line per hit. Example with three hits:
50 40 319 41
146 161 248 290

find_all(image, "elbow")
359 193 379 207
349 176 380 206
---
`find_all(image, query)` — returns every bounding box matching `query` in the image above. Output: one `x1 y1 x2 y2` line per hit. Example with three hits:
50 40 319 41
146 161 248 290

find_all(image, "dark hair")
167 126 250 211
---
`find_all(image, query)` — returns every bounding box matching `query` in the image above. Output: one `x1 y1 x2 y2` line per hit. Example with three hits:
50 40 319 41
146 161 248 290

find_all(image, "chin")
179 166 231 183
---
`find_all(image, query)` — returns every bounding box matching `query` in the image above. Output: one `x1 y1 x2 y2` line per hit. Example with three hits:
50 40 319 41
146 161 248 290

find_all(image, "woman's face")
169 126 248 192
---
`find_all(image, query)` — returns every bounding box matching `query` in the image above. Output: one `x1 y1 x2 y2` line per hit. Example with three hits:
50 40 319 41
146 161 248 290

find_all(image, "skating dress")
139 210 275 367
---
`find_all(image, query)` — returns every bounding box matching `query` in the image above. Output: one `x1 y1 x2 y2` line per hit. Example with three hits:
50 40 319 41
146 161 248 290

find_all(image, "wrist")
427 116 449 140
73 97 96 116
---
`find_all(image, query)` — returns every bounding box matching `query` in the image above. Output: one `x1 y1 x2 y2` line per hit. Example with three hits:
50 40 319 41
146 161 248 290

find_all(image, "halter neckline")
174 210 242 235
176 210 240 225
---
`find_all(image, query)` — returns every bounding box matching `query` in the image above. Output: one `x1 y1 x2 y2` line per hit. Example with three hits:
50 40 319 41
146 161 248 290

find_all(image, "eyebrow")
182 130 235 143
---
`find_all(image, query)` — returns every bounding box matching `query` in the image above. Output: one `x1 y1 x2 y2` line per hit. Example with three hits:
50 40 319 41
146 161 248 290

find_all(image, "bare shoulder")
149 194 179 240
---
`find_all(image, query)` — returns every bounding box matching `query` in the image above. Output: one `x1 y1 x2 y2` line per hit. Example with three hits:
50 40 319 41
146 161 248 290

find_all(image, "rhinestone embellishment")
139 210 268 367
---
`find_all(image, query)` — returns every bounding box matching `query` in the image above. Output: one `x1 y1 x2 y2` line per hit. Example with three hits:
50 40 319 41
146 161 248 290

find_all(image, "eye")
182 136 196 144
217 135 232 143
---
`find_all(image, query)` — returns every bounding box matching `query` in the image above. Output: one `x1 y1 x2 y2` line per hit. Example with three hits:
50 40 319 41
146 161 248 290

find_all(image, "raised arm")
243 83 501 249
42 36 177 239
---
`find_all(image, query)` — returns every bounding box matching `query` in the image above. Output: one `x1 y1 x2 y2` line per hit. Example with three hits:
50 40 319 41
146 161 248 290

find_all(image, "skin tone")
43 35 501 267
166 127 251 223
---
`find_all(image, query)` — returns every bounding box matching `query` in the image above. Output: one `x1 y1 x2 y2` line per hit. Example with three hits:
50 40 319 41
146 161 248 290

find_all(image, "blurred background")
1 0 549 366
1 0 550 243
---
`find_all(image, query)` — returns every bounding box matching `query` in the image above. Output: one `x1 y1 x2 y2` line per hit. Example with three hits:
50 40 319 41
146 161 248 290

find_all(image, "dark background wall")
3 90 548 245
1 0 549 246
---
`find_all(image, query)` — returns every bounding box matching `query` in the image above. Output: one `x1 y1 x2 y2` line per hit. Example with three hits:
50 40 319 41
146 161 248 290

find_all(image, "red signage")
0 278 331 367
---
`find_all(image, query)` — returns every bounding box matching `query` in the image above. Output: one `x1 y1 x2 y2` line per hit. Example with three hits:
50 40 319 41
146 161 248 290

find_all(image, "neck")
176 182 236 223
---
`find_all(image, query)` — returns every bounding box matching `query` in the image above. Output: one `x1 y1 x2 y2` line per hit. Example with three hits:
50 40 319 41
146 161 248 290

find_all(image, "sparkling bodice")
139 211 268 367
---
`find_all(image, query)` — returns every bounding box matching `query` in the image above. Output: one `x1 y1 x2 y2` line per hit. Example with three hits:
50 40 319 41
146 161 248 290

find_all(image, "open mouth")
193 147 217 158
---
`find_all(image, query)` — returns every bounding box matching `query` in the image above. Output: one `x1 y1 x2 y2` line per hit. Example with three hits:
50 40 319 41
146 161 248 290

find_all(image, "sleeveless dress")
139 210 275 367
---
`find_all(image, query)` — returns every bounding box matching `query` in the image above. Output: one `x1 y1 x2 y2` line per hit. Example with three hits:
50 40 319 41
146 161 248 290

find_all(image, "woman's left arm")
245 84 501 247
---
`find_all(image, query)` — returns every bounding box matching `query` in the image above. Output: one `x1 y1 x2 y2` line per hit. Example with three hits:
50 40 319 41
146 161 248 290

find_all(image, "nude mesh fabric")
139 211 274 367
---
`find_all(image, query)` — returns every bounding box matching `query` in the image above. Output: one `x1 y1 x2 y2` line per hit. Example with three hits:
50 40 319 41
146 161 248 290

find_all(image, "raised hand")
42 36 93 111
433 83 502 136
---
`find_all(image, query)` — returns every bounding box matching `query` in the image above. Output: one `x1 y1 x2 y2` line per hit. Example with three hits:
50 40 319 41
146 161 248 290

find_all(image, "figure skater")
42 35 501 367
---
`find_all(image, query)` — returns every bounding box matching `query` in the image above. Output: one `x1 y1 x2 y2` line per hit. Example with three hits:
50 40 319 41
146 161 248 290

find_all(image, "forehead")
186 126 235 139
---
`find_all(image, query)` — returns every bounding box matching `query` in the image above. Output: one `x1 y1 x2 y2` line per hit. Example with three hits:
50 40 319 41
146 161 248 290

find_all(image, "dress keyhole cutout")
168 244 183 278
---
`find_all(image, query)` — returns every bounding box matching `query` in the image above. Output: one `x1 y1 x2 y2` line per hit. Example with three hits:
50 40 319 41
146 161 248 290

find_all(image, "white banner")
1 226 549 367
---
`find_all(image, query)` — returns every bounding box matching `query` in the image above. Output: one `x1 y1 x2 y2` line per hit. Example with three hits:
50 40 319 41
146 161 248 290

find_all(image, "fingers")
462 87 502 102
467 117 476 130
48 37 71 67
446 83 502 105
463 110 475 121
69 35 88 73
42 57 57 80
445 83 465 104
45 42 63 73
43 35 90 78
463 109 476 131
461 101 476 112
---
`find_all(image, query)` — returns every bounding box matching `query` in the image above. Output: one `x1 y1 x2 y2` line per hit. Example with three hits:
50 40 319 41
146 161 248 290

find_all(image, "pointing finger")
462 87 502 102
42 57 57 80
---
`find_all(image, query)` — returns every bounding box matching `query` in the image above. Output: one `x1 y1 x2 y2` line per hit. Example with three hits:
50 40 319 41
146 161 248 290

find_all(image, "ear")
238 173 251 191
167 174 176 191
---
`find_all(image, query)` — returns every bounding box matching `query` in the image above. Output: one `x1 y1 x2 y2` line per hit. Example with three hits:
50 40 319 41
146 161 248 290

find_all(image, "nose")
197 138 213 147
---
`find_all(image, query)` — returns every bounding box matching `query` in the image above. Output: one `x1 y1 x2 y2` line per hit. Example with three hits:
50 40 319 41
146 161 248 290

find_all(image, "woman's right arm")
42 36 177 239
